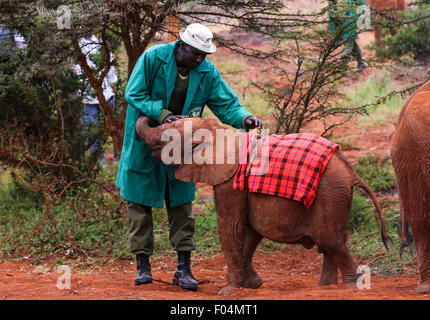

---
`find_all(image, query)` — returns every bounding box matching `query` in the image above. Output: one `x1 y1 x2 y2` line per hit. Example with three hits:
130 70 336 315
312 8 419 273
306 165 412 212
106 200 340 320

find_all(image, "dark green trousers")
343 39 363 63
127 188 196 256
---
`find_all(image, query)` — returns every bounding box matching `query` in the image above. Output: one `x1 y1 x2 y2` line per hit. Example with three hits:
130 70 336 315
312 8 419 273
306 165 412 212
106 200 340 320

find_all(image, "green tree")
0 0 289 155
375 0 430 61
0 48 106 188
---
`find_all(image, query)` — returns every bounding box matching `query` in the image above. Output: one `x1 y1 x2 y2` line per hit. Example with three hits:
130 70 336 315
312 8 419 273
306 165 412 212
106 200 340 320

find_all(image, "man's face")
176 42 208 70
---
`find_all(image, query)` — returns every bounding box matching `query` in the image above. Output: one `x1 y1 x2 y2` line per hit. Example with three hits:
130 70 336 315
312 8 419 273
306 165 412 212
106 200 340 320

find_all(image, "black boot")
172 251 198 291
356 60 367 73
135 253 152 285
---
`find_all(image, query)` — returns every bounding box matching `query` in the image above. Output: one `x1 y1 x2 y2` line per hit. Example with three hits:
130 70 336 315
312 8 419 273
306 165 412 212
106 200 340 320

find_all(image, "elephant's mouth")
149 146 163 162
149 141 206 166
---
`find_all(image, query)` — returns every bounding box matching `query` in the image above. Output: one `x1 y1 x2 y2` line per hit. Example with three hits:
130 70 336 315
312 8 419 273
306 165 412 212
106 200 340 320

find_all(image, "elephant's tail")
337 151 393 251
354 177 392 251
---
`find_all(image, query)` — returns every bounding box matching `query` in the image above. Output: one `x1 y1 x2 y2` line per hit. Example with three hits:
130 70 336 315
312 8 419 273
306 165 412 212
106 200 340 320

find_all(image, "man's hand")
245 116 263 131
163 115 188 123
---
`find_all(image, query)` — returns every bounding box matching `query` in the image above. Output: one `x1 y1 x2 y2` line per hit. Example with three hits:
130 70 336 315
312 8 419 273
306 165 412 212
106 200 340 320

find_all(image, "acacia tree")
0 0 289 156
252 8 372 136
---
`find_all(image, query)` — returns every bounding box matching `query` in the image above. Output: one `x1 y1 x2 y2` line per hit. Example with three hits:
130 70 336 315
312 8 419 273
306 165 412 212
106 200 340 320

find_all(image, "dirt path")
0 245 428 300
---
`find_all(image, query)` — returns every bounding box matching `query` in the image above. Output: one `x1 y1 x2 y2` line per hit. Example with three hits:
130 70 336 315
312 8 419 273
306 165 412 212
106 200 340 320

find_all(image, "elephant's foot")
341 274 361 287
218 285 239 296
342 279 358 286
339 270 360 286
319 255 338 286
417 281 430 294
318 276 338 286
242 266 263 289
243 274 263 289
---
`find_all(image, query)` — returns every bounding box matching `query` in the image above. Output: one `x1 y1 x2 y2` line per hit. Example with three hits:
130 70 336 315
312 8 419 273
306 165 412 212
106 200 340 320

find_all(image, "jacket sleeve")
206 67 251 130
124 51 164 121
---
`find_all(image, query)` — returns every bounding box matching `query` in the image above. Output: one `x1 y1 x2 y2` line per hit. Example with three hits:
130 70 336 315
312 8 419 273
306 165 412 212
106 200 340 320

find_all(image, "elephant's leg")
399 187 430 294
326 244 358 285
242 227 263 289
409 222 430 294
214 183 248 295
319 252 338 286
217 215 246 295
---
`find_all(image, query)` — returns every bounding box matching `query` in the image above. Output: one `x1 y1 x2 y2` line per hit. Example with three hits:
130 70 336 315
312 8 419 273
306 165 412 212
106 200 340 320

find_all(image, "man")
116 23 263 291
329 0 367 72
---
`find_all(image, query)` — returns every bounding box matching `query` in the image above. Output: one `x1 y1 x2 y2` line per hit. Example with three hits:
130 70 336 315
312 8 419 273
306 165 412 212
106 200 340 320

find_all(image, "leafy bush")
0 35 107 192
350 190 376 230
0 175 222 262
347 155 415 275
354 153 397 192
0 174 128 261
375 2 430 60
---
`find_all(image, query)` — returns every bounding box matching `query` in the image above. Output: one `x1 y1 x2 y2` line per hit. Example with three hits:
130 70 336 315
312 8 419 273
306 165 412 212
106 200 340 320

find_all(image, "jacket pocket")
188 100 206 117
128 136 159 174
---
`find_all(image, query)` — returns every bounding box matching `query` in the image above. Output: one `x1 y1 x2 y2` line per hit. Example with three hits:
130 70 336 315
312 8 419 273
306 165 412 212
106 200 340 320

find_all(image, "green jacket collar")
157 41 211 115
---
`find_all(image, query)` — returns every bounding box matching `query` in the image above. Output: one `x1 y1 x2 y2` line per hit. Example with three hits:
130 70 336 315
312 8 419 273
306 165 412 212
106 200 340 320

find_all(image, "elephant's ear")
174 119 245 185
175 162 239 186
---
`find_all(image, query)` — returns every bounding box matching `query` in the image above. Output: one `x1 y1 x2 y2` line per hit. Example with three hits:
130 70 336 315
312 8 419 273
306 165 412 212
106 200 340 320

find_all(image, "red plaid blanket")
233 133 339 209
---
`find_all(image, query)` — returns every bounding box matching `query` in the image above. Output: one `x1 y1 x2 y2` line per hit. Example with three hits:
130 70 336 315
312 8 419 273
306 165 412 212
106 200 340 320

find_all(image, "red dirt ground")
1 245 428 300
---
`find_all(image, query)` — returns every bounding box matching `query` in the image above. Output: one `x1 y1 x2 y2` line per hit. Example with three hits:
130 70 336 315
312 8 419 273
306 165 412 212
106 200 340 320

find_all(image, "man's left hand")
245 116 263 131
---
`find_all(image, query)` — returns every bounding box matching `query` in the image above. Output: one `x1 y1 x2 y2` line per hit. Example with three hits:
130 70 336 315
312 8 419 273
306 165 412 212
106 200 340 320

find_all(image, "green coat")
329 0 365 41
116 41 251 208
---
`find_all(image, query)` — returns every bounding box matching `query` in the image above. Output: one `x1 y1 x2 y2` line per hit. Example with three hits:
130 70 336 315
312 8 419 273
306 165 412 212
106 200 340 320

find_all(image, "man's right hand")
163 115 188 123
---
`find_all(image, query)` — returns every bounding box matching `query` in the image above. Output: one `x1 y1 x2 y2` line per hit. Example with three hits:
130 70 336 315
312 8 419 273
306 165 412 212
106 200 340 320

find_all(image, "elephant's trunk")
136 116 163 148
136 116 175 163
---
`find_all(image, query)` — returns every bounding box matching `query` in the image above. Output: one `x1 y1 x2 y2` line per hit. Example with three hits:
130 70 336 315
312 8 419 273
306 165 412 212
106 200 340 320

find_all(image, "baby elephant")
136 116 391 295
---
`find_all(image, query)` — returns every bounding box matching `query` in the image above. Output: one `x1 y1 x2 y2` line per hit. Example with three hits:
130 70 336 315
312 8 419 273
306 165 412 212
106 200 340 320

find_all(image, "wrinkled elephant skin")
391 81 430 294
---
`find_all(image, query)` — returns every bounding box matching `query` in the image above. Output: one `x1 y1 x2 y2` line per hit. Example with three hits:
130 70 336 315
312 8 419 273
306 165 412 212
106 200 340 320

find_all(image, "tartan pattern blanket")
233 132 339 209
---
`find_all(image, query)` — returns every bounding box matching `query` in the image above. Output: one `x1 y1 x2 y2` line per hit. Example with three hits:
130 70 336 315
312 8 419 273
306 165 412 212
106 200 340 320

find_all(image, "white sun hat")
179 23 217 54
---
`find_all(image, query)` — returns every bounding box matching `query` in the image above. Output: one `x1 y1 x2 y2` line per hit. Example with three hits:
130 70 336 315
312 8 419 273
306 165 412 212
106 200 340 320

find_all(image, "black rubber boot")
172 251 198 291
135 253 152 285
356 61 367 73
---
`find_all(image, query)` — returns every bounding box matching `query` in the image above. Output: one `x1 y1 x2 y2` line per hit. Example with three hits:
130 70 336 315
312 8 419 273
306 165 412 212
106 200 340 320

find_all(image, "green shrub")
0 173 129 261
375 2 430 60
354 153 396 192
0 174 222 262
348 157 415 275
0 45 107 190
